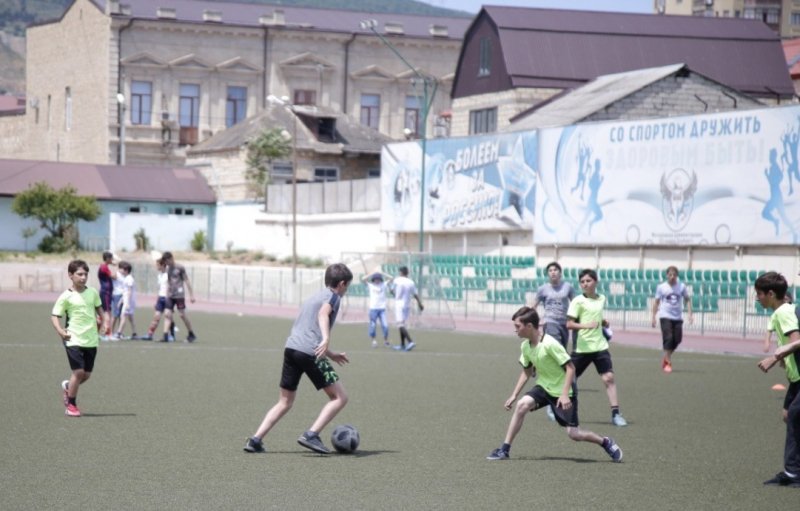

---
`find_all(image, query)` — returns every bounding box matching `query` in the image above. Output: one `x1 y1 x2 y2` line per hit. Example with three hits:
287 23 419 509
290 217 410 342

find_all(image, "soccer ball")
331 424 360 453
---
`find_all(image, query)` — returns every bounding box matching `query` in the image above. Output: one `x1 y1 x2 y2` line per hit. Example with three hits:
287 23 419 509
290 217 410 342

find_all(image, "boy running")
162 251 197 343
755 272 800 487
486 306 622 462
391 266 424 351
51 260 105 417
651 265 692 373
567 269 628 427
244 263 353 455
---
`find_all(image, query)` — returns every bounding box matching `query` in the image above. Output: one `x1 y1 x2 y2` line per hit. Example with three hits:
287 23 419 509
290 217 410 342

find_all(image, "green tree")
11 182 100 252
245 127 292 198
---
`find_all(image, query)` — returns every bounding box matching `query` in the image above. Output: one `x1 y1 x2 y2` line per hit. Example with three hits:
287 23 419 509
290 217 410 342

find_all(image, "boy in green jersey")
567 269 627 427
755 272 800 487
51 260 105 417
486 306 622 462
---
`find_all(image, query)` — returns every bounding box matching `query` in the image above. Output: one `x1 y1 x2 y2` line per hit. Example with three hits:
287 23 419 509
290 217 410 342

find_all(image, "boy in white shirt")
361 271 393 348
115 261 137 340
143 258 169 341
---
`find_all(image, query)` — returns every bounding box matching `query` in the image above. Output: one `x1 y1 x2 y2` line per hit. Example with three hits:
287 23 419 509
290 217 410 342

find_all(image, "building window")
793 12 800 25
272 162 293 183
367 168 381 178
765 9 780 24
225 86 247 128
131 81 152 125
404 95 421 137
179 83 200 127
469 107 497 135
129 206 141 213
294 89 316 105
65 87 72 131
478 37 491 77
360 93 380 129
314 167 338 182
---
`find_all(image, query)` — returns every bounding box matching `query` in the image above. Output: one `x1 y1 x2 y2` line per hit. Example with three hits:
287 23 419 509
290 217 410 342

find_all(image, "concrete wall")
109 211 208 252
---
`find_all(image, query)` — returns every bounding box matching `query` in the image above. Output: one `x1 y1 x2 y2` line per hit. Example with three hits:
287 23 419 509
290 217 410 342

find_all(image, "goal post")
339 251 457 331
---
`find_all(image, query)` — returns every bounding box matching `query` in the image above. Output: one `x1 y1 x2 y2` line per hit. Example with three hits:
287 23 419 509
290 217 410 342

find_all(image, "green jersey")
519 334 572 398
567 293 608 354
52 287 101 348
769 303 800 383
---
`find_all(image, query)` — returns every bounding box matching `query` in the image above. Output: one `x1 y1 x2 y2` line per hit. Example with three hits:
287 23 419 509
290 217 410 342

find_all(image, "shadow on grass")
80 413 137 418
526 455 601 464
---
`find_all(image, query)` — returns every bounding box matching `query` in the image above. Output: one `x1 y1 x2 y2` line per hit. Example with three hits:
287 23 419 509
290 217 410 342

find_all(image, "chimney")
384 22 404 35
203 10 222 23
429 24 448 37
156 7 176 20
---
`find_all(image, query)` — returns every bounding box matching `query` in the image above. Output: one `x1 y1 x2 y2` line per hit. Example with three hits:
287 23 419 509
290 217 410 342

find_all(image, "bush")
38 235 72 253
134 228 150 251
191 230 207 252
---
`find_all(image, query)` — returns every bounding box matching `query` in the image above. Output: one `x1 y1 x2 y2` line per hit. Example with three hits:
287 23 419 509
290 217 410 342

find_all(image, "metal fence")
3 260 773 339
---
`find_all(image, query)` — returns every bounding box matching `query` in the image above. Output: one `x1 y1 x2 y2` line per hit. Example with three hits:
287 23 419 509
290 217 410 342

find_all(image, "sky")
421 0 653 14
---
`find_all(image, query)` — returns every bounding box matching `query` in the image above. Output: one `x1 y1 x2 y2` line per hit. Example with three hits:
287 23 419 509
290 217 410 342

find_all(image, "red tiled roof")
783 38 800 78
0 159 215 203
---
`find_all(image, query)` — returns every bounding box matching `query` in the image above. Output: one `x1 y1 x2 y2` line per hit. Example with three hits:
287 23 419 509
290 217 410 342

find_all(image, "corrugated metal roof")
0 159 215 203
505 63 762 132
469 6 794 98
505 63 684 131
187 103 393 156
95 0 470 39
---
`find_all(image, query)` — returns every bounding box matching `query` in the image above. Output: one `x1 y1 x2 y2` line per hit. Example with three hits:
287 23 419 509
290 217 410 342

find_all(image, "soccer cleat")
602 437 623 462
65 403 81 417
186 332 196 343
384 340 392 348
393 345 405 351
404 341 416 352
546 405 556 422
371 340 378 348
486 448 510 460
141 334 153 341
61 380 69 406
764 471 800 487
297 432 330 454
111 333 121 341
663 360 673 374
243 437 266 453
612 414 628 427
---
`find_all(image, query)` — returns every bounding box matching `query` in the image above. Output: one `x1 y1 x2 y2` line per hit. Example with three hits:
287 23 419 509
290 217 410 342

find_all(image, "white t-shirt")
157 271 168 298
655 281 689 321
112 273 124 296
366 281 388 310
392 276 417 309
122 274 136 311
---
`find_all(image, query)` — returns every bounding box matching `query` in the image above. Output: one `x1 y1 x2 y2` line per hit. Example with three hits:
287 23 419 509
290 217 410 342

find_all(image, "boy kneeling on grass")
486 306 622 462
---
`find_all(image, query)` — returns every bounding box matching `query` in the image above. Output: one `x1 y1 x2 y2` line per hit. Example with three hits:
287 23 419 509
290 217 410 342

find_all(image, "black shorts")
660 318 684 351
154 297 167 312
784 380 800 411
571 350 613 377
279 348 339 391
165 297 186 311
525 385 579 427
65 346 97 372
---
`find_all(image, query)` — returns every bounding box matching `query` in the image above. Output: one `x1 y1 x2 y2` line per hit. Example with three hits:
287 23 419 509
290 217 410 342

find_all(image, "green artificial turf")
0 301 797 510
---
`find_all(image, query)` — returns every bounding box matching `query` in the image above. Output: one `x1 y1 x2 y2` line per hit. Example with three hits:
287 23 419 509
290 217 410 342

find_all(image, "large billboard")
536 106 800 245
381 132 537 232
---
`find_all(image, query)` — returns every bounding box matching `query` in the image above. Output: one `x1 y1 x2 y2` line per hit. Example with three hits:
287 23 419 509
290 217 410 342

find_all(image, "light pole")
359 19 438 254
116 92 126 165
267 94 298 283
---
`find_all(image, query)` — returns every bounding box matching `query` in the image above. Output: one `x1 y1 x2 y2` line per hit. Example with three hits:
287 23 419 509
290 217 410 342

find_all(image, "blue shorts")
111 295 123 318
154 297 167 312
